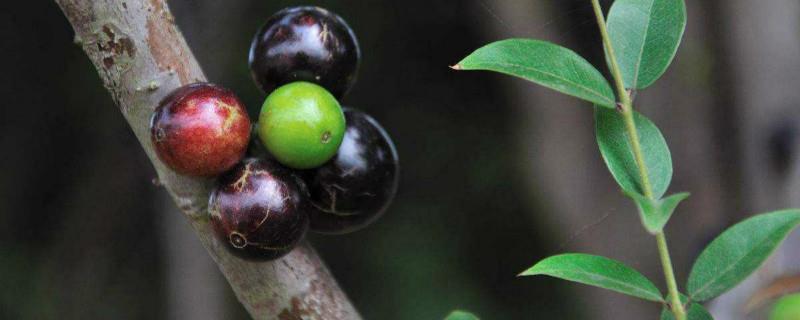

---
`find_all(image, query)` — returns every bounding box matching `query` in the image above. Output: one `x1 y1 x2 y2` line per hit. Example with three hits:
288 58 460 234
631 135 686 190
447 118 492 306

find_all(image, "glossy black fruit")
249 6 360 99
305 108 399 234
209 158 309 260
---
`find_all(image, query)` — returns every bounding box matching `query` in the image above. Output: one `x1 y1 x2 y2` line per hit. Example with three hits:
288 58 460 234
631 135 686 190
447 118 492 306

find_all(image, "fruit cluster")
149 6 398 261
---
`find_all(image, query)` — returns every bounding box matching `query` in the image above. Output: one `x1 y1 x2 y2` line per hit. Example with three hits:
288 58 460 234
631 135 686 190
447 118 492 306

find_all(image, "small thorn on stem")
449 64 462 70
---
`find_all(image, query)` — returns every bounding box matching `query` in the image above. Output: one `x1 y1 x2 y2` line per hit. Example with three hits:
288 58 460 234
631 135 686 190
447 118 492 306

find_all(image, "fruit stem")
589 0 686 319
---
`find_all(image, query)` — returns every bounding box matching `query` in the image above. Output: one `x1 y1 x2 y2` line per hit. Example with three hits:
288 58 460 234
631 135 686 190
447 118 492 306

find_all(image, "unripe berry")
258 82 345 169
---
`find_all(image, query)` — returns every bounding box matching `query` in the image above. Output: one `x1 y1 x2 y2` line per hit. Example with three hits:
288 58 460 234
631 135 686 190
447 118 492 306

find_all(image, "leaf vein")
537 268 660 300
471 61 614 107
691 228 782 298
631 0 656 88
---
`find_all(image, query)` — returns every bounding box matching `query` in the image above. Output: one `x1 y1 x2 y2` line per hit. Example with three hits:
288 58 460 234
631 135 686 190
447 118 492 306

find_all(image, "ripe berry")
305 108 399 234
209 158 309 260
249 6 360 98
258 82 345 169
150 83 250 177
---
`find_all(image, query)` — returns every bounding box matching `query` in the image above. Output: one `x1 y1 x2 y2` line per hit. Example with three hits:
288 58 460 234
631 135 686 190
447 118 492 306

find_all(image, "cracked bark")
54 0 361 319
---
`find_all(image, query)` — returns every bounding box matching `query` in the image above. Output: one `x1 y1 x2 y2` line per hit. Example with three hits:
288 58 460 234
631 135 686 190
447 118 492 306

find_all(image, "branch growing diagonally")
54 0 361 319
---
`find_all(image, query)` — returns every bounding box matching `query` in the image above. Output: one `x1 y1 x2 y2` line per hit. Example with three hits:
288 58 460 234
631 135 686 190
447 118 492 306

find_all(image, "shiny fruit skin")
305 108 399 234
258 82 345 169
209 158 309 260
151 83 250 177
248 6 360 98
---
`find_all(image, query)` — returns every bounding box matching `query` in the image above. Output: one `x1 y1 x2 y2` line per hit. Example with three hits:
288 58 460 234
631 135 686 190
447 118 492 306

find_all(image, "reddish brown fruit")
209 158 309 260
150 83 250 177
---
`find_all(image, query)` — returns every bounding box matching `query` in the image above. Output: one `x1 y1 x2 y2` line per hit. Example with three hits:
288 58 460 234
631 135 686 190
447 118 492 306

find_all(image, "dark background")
2 1 799 319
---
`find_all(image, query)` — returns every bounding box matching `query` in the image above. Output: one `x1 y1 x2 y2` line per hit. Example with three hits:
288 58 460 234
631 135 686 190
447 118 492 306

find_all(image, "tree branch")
54 0 361 319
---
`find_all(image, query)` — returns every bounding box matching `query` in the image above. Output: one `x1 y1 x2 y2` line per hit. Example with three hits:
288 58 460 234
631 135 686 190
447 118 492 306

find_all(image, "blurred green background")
2 1 799 319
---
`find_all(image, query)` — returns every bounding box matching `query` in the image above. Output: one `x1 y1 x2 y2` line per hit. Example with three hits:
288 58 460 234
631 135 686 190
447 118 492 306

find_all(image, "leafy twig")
589 0 686 318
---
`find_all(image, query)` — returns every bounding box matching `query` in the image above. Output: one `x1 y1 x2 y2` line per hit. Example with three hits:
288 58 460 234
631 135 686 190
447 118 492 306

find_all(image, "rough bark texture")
53 0 361 319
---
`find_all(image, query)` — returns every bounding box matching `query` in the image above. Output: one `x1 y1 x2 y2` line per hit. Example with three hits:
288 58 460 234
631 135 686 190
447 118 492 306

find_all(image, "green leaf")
520 253 663 302
595 107 672 198
660 295 713 320
627 192 689 233
687 210 800 301
607 0 687 89
444 310 479 320
770 293 800 320
455 39 616 108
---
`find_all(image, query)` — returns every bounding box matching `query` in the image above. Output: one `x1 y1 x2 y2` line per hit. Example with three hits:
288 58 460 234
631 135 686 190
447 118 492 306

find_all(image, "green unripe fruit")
258 82 345 169
770 293 800 320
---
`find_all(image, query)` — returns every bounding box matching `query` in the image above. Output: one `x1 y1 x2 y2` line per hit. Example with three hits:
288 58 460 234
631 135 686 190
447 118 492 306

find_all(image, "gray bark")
161 193 228 320
160 1 249 318
53 0 361 319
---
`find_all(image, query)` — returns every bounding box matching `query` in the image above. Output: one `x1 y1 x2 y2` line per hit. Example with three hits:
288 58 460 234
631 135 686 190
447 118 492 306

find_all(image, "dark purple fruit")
209 158 309 260
248 6 360 99
305 108 399 234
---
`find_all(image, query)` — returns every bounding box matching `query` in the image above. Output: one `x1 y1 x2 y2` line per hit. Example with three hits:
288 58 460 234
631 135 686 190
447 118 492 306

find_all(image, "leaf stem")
589 0 631 111
657 232 685 319
589 0 653 198
589 0 686 319
620 107 655 198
